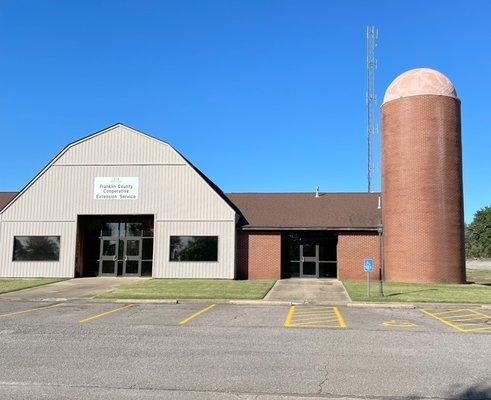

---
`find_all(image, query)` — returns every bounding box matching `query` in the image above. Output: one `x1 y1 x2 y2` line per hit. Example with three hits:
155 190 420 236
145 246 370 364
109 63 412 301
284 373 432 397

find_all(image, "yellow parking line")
452 316 488 322
283 305 296 327
0 303 63 319
293 310 336 316
291 315 339 321
420 309 467 332
432 309 466 316
291 319 340 326
333 307 347 328
464 326 491 332
437 313 476 320
79 304 134 323
179 304 216 325
291 318 336 325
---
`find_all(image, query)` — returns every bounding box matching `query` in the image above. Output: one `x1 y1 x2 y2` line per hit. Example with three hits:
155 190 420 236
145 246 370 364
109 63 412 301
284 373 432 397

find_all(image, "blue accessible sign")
363 258 374 273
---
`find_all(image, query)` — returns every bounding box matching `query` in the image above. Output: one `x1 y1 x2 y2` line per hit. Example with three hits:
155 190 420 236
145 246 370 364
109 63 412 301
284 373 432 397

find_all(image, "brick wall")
338 232 380 280
236 231 281 280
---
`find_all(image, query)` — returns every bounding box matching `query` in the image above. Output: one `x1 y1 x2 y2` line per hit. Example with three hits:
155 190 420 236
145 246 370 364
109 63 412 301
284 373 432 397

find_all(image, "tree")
465 206 491 258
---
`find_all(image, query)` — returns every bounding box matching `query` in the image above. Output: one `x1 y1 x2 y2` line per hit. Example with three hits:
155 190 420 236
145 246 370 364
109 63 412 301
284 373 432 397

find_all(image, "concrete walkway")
0 277 144 301
264 279 350 303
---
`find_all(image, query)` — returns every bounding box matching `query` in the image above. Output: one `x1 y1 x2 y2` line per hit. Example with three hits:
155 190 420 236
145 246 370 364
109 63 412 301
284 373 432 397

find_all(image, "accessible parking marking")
0 303 64 319
179 304 216 325
79 304 134 323
284 305 346 329
420 308 491 333
381 320 419 328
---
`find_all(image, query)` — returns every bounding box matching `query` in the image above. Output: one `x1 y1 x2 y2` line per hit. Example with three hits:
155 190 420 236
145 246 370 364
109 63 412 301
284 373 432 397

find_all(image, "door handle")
113 255 117 261
301 257 304 262
124 256 128 261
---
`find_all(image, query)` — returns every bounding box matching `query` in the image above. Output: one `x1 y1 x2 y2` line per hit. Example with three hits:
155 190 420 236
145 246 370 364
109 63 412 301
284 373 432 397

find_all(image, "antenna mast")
366 26 378 193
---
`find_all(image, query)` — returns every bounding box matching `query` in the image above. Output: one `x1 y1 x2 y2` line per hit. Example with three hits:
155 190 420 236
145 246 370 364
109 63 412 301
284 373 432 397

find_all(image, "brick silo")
381 68 465 283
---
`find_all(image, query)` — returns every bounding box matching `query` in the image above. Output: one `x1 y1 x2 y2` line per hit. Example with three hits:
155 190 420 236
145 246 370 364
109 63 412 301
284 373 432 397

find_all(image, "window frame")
169 235 219 263
12 235 61 262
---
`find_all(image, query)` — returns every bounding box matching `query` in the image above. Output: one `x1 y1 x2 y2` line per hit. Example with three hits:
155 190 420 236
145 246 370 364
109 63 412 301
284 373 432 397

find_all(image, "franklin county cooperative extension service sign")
94 177 139 200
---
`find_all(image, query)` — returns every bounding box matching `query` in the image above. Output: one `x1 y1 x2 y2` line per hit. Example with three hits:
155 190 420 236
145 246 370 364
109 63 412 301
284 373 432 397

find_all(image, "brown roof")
226 192 382 230
0 192 18 211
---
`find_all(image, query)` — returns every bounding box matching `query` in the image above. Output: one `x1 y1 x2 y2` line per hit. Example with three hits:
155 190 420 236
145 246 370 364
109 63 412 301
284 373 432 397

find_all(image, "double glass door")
99 236 142 276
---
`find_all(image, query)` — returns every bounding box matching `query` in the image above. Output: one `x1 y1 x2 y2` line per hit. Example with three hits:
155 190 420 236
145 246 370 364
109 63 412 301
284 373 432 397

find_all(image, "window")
13 236 60 261
170 236 218 262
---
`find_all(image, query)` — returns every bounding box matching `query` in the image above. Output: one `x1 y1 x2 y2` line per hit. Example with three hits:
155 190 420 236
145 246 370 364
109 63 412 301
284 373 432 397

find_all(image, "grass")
466 268 491 284
342 280 491 304
98 279 277 300
0 279 63 294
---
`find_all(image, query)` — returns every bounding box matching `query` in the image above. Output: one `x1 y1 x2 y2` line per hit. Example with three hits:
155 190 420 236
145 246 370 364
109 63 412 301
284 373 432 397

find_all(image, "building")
381 68 465 283
0 68 465 283
0 124 381 280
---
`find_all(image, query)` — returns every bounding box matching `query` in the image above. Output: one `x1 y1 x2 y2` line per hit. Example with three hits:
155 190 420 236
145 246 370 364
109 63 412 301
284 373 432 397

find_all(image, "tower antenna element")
366 26 378 193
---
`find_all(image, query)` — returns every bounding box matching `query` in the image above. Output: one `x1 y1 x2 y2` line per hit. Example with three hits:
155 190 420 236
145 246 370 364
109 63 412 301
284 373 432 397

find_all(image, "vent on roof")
315 186 320 198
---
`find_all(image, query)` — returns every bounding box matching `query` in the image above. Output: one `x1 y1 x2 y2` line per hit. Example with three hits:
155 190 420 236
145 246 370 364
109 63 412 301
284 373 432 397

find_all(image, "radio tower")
366 26 378 193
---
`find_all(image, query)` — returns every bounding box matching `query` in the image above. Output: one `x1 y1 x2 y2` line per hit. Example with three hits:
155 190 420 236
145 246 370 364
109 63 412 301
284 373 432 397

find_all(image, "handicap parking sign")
363 258 374 272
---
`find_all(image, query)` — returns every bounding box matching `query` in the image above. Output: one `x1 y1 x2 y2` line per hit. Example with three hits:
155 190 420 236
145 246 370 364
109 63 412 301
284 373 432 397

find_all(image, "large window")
13 236 60 261
170 236 218 262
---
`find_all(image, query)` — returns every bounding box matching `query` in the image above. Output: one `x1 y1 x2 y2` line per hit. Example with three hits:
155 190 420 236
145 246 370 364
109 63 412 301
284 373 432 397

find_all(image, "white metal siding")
1 165 234 221
0 125 236 278
153 221 236 279
56 125 183 165
0 221 76 278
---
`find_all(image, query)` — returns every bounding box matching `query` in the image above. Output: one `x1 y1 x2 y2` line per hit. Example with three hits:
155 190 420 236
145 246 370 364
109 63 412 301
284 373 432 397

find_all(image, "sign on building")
94 177 139 200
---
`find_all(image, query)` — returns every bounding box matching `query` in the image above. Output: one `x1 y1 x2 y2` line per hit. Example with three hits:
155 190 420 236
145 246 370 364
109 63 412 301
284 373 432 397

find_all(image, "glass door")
99 238 118 276
123 237 142 276
300 244 319 278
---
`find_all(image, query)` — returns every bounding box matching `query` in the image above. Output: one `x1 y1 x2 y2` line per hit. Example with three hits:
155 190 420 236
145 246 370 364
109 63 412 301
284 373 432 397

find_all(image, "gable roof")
226 192 382 230
0 192 18 211
0 123 237 215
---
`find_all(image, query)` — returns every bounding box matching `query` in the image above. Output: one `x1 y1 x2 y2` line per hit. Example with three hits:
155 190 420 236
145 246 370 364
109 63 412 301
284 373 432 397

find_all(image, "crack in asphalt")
317 364 330 394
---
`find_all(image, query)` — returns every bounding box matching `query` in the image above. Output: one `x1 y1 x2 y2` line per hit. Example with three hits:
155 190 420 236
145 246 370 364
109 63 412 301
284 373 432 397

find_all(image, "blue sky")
0 1 489 222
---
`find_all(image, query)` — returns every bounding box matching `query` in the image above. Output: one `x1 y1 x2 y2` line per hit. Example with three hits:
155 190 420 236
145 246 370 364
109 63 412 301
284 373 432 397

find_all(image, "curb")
92 299 491 310
110 299 178 304
348 302 416 309
229 300 292 306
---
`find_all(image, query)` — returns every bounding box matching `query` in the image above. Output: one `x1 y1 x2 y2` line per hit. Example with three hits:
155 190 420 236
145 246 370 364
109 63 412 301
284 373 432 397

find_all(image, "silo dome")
383 68 457 104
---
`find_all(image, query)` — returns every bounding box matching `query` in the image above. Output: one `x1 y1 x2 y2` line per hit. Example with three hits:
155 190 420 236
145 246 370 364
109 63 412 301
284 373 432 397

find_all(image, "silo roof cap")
383 68 457 104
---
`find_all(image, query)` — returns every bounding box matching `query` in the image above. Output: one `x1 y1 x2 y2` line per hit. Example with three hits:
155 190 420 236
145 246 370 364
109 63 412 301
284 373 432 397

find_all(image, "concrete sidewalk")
264 279 350 303
0 277 144 301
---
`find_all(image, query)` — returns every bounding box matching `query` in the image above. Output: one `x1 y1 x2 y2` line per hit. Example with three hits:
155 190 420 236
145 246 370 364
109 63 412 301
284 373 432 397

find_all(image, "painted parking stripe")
420 308 491 333
333 307 347 328
79 304 134 323
284 305 346 329
179 304 216 325
0 303 64 319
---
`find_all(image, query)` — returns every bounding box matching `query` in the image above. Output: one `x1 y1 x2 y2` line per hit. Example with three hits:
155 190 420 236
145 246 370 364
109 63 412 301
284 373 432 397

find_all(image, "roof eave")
237 226 381 231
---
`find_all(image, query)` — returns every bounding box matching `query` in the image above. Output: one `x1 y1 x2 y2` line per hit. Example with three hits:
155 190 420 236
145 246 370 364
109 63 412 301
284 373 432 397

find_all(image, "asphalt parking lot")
0 300 489 399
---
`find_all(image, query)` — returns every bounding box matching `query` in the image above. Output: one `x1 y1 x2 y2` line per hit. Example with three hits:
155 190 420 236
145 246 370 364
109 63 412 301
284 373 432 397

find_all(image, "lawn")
342 280 491 304
466 268 491 284
0 279 63 294
98 279 277 300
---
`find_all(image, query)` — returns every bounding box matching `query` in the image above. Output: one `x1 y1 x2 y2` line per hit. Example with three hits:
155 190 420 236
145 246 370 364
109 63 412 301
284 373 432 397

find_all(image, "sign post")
363 258 374 297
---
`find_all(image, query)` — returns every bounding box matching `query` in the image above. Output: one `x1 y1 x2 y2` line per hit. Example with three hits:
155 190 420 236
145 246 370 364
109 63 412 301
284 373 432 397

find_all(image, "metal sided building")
0 124 237 279
0 123 382 280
